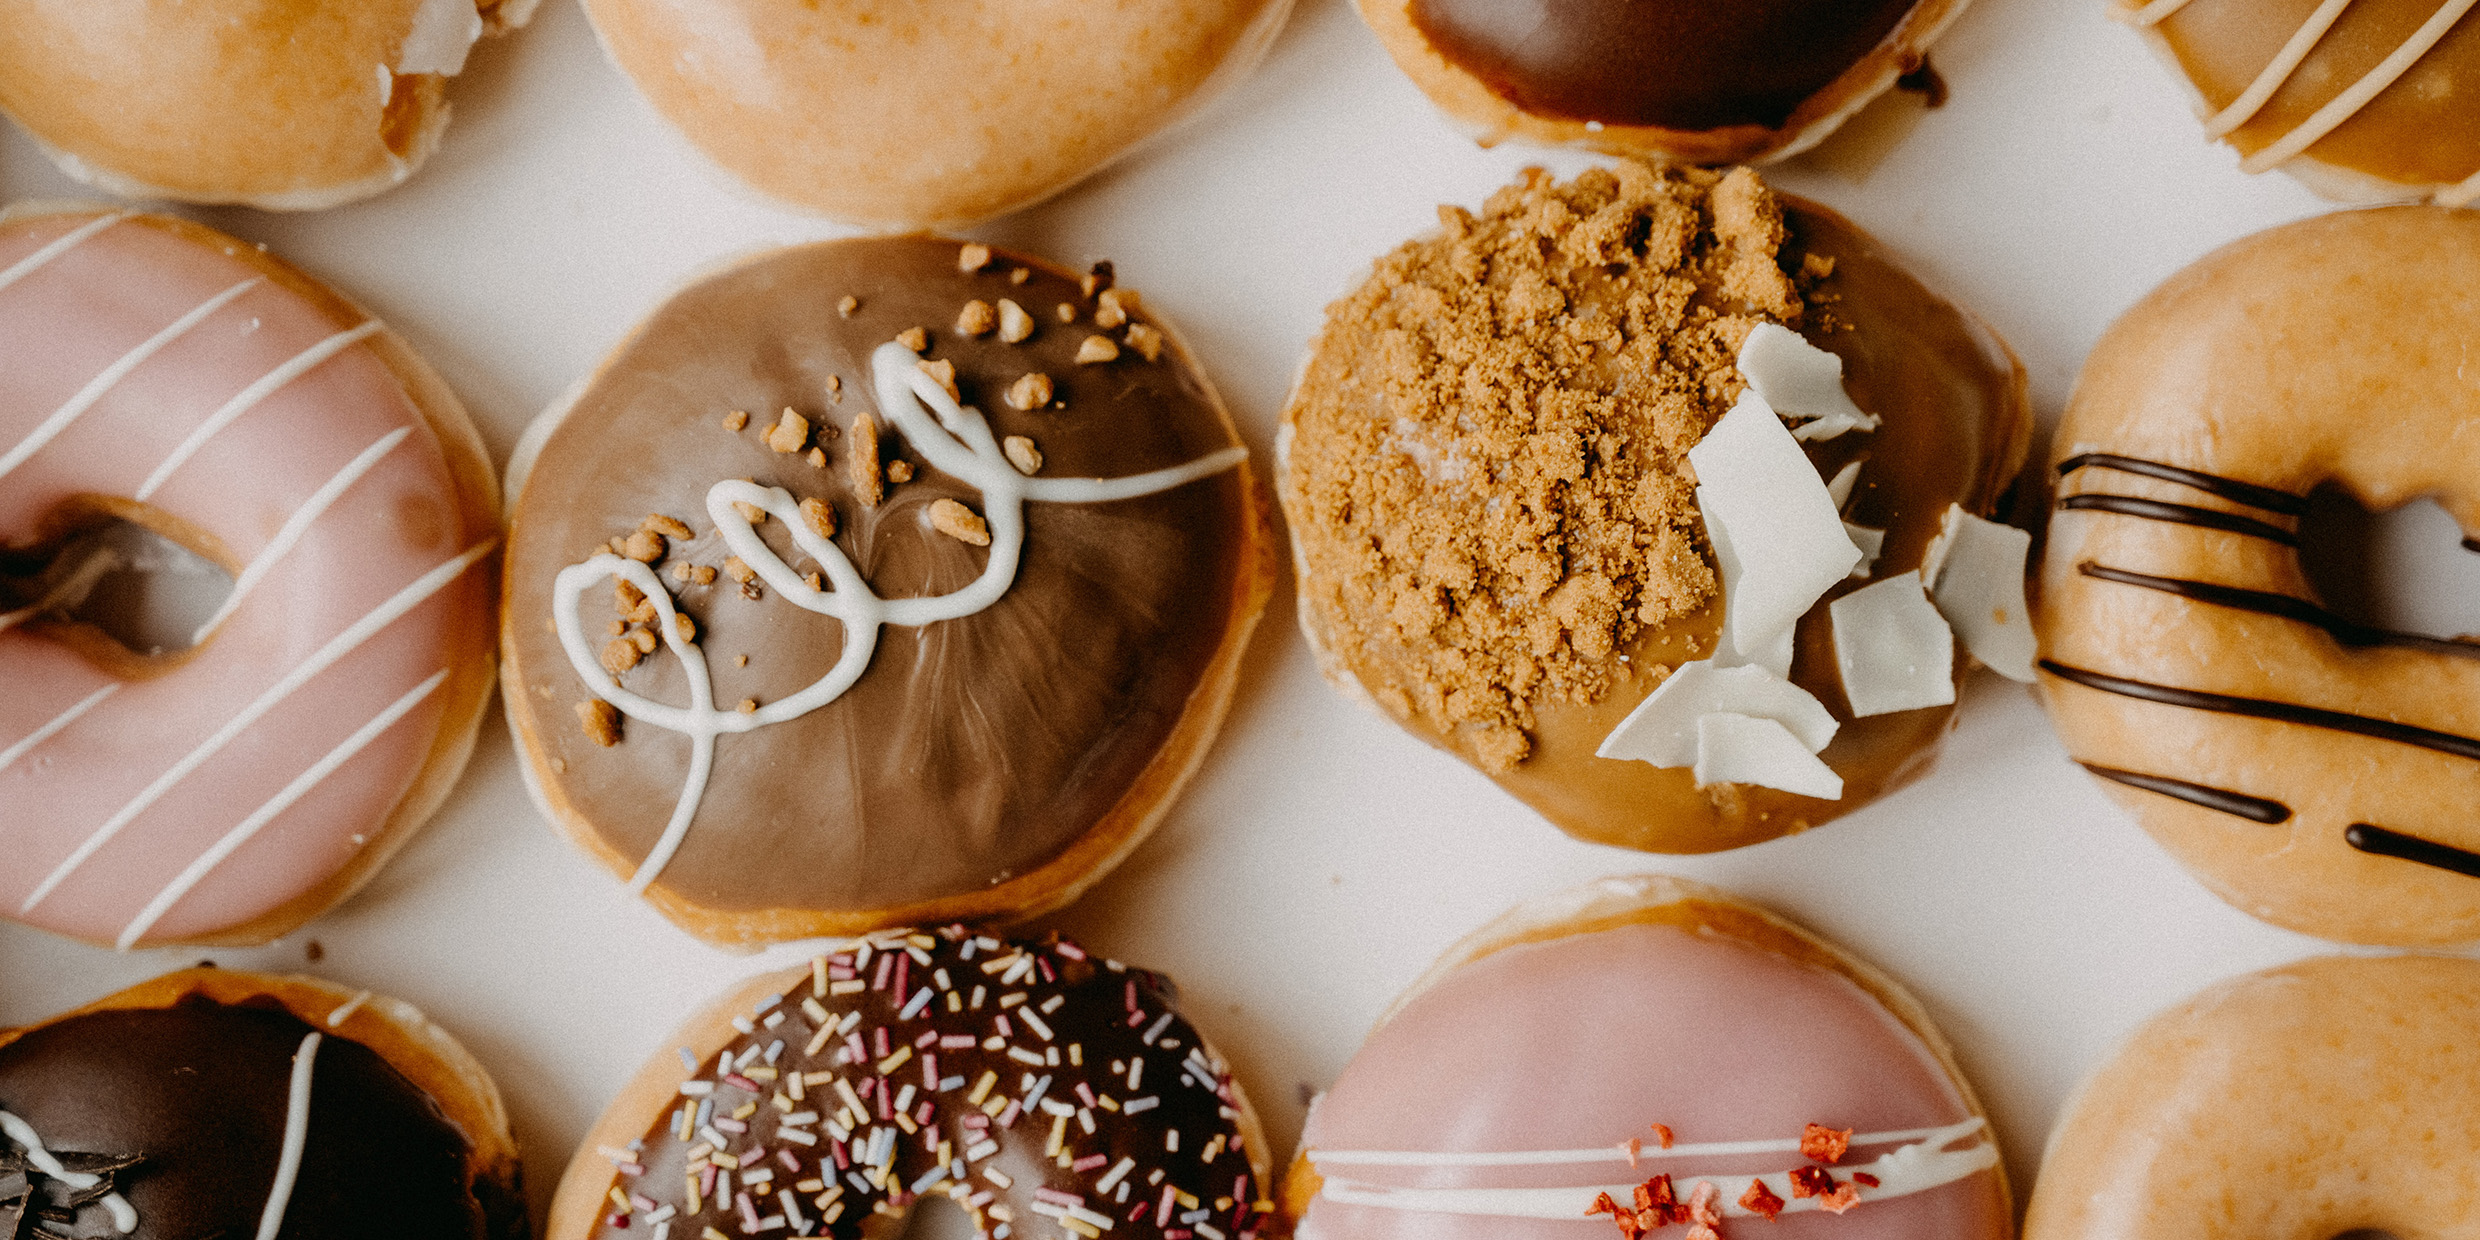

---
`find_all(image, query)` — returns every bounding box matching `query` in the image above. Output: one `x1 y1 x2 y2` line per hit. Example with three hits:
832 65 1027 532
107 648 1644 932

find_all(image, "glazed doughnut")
1280 162 2031 855
1357 0 1972 164
1283 875 2009 1240
0 966 525 1239
0 1 535 209
2113 0 2480 205
0 208 499 949
2036 206 2480 945
547 927 1272 1240
502 235 1272 946
579 0 1293 228
2026 953 2480 1240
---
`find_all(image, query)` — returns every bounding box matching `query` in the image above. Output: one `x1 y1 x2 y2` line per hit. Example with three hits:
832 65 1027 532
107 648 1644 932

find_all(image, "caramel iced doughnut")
2037 207 2480 945
503 236 1271 946
548 927 1272 1240
2027 954 2480 1240
1359 0 1972 164
0 1 534 209
579 0 1293 228
0 208 499 949
2114 0 2480 205
1284 875 2009 1240
1280 163 2030 855
0 967 525 1239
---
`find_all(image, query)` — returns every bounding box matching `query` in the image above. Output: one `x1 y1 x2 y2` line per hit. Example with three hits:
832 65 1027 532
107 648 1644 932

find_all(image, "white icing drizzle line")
555 343 1248 894
191 426 413 643
2201 0 2356 137
2115 0 2197 25
114 668 449 948
0 278 262 483
327 990 375 1028
0 684 119 775
2441 163 2480 208
134 320 385 501
0 1109 138 1233
0 211 131 295
20 540 494 914
1312 1116 1994 1222
2238 0 2480 174
253 1032 321 1240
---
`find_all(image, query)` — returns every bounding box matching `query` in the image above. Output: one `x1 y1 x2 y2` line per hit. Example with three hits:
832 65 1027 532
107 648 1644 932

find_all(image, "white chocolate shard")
1692 713 1844 799
1737 323 1881 441
1844 522 1885 580
1825 458 1864 509
1598 659 1838 768
1829 571 1956 718
1921 504 2037 682
1690 390 1862 663
398 0 485 75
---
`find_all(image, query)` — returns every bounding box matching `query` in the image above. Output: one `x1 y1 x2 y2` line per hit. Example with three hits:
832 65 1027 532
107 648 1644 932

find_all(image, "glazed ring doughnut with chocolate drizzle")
546 928 1273 1240
0 967 526 1240
2037 206 2480 945
0 207 501 950
503 236 1272 946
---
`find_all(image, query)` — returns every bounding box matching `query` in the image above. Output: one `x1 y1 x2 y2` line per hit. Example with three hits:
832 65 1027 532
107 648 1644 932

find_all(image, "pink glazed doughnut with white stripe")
0 207 498 948
1285 875 2011 1240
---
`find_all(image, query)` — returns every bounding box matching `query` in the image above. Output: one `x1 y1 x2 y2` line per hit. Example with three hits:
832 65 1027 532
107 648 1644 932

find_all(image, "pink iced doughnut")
0 207 498 948
1285 876 2010 1240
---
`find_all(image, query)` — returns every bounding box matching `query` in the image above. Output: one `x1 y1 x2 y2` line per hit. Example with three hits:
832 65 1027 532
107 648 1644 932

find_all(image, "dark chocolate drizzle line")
2076 762 2291 823
2345 823 2480 880
2039 660 2480 762
2056 495 2299 545
2056 453 2309 516
2466 535 2480 554
2078 563 2480 658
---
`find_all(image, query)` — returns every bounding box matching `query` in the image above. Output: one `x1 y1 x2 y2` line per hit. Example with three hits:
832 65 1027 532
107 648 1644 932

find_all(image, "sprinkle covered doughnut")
0 967 526 1239
2026 954 2480 1240
0 208 500 949
1283 875 2009 1240
547 928 1272 1240
503 236 1271 945
2036 206 2480 945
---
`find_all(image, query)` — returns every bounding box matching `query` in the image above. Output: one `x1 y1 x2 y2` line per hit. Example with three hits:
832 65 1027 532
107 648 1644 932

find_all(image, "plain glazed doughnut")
502 235 1272 946
1283 875 2010 1240
2026 954 2480 1240
0 966 526 1239
0 207 500 949
2036 206 2480 945
547 927 1272 1240
0 1 536 209
1358 0 1974 164
578 0 1294 228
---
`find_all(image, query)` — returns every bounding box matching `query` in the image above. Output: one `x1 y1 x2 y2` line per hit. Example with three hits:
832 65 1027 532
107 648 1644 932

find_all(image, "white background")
4 0 2476 1231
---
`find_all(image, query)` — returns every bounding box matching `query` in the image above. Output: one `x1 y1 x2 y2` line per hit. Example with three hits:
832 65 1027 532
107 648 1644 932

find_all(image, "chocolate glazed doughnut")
0 968 524 1240
503 236 1272 946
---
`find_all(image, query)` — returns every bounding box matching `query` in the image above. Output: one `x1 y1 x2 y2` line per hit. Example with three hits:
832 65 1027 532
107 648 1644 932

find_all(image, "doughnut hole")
2295 487 2480 644
1 514 234 659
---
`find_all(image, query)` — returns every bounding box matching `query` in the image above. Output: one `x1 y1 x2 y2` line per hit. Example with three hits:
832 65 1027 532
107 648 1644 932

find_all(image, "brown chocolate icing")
1406 0 1921 130
585 928 1265 1239
505 237 1255 919
0 995 516 1239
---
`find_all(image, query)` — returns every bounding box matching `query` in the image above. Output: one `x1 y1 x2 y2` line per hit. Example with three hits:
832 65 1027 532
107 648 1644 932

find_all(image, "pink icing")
0 212 488 946
1296 920 2006 1240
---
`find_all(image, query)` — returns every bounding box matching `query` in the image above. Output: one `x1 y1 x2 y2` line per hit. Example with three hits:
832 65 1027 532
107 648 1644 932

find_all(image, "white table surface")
4 0 2468 1231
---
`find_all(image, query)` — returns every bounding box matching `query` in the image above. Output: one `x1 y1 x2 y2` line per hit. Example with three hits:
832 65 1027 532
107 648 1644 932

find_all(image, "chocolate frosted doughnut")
547 928 1271 1240
504 236 1272 945
0 968 524 1240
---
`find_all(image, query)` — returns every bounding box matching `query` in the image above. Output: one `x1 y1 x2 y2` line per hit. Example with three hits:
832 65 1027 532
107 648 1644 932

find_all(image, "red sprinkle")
722 1074 760 1092
1739 1179 1785 1221
1072 1154 1109 1172
1853 1172 1881 1188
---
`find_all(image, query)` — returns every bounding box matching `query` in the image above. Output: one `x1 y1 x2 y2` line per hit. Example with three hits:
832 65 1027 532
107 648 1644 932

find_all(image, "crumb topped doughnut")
503 236 1272 946
547 928 1272 1240
0 967 525 1240
1280 163 2029 854
1284 875 2009 1240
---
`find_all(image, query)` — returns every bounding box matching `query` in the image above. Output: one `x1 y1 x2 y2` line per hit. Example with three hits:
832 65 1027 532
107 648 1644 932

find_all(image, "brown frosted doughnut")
2114 0 2480 205
1357 0 1975 164
503 236 1273 946
0 1 536 209
2036 205 2480 945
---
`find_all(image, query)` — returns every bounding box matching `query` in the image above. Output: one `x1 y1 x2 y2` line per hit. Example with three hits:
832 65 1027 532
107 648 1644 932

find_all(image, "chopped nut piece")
918 358 960 401
601 637 642 675
722 409 750 431
735 654 749 667
928 498 992 546
886 460 914 484
606 620 625 637
577 699 622 746
737 698 759 714
724 556 756 584
642 513 693 540
671 561 696 583
740 582 763 601
674 612 698 642
806 447 826 468
799 496 837 540
1009 267 1029 284
1123 322 1165 362
836 295 858 317
956 299 996 336
623 529 666 562
849 415 884 507
1095 288 1140 329
895 326 929 352
1075 335 1120 365
996 298 1035 343
630 628 658 654
1005 372 1053 411
1003 435 1043 475
1803 252 1838 280
802 571 823 591
1081 261 1114 299
690 565 718 586
826 374 842 395
1055 302 1077 323
733 500 768 525
614 579 646 614
765 407 810 454
605 536 628 556
958 243 993 272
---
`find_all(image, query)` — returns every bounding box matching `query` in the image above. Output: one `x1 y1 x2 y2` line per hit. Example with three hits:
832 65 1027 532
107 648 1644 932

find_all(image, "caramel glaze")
1447 202 2028 855
1407 0 1922 130
0 996 518 1239
505 238 1257 923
